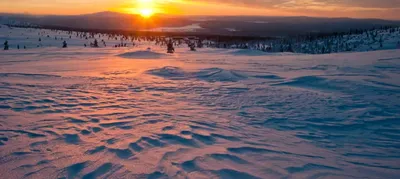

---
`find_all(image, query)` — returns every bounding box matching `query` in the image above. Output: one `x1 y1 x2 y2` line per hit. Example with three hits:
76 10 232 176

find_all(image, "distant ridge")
1 11 399 37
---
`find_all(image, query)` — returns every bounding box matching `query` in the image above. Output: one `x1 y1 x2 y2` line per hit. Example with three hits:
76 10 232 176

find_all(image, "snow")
0 25 400 179
118 50 169 59
225 28 240 32
226 27 400 54
249 21 269 24
146 23 203 32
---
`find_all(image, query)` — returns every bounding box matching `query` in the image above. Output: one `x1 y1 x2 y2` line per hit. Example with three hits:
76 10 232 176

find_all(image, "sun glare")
139 8 154 18
137 0 155 18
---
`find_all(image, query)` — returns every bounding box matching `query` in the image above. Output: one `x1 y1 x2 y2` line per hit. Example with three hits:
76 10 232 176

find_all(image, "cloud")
193 0 400 9
188 0 400 19
0 0 399 19
273 0 391 11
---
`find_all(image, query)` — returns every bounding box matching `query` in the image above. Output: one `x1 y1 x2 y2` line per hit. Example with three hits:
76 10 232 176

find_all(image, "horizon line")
1 11 399 21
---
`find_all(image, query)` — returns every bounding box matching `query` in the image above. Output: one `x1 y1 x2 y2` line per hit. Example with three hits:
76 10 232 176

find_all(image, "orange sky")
1 0 399 20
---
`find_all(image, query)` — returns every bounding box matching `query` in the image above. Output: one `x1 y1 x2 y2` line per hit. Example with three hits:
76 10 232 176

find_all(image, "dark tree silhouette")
3 40 9 50
62 41 68 48
167 40 175 53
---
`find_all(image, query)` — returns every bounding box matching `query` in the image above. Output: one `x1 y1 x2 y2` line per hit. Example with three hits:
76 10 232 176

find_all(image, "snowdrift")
147 67 248 82
117 50 168 59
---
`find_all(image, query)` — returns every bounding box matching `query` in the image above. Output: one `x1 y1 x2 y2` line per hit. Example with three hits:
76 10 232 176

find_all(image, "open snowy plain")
1 26 400 179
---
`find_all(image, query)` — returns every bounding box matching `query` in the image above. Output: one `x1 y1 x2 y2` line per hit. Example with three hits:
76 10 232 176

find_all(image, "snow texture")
0 25 400 179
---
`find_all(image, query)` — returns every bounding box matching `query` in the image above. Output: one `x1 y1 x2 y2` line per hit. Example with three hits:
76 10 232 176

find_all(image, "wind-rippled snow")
1 27 400 179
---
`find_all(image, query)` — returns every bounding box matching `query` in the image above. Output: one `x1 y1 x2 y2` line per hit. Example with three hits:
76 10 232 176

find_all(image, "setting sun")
139 8 154 18
136 0 155 18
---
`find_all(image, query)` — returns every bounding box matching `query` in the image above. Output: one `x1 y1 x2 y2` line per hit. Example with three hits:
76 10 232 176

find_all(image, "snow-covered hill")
287 27 400 53
224 27 400 54
1 25 400 54
0 25 400 178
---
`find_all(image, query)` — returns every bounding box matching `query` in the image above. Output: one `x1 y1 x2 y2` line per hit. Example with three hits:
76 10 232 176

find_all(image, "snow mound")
272 76 345 92
195 68 248 82
228 49 270 56
118 50 167 59
147 67 248 82
146 66 187 79
252 74 284 80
